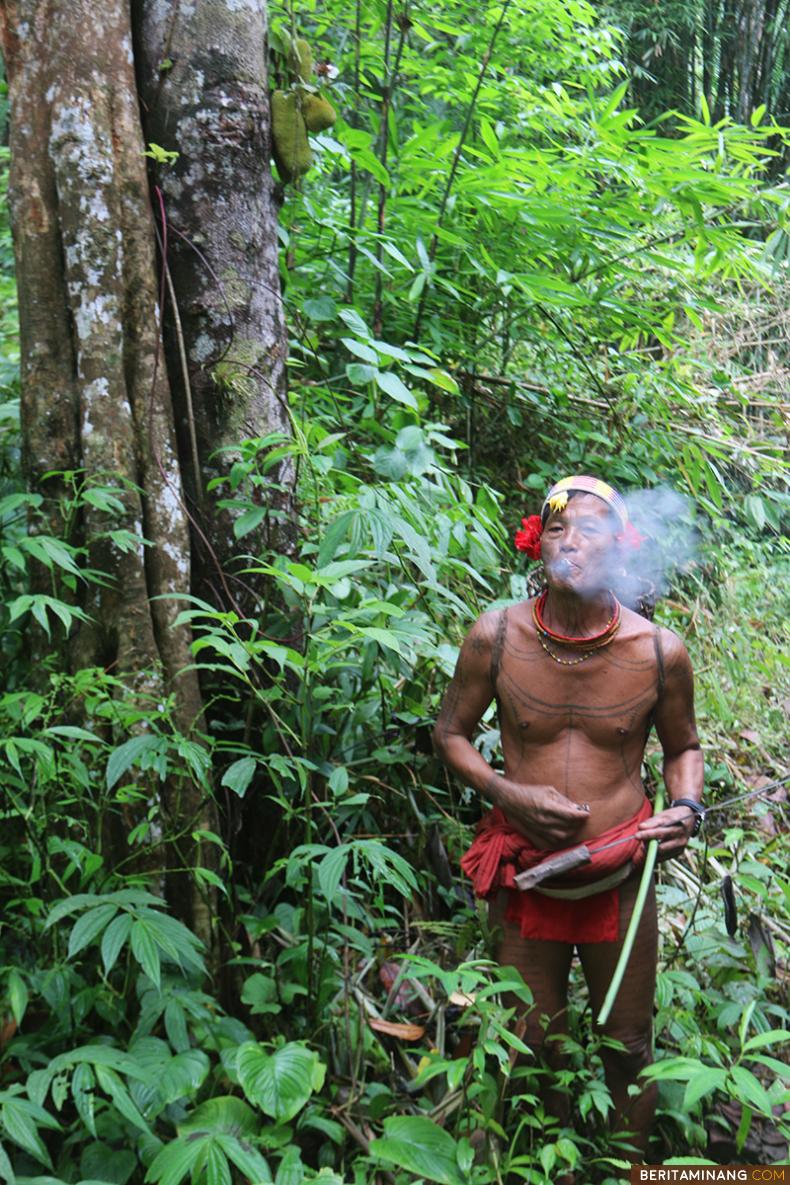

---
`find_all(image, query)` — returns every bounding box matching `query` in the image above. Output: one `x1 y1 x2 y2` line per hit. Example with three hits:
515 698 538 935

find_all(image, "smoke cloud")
615 484 698 610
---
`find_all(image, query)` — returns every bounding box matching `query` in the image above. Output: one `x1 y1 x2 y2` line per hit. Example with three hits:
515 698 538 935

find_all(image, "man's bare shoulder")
655 622 692 673
460 599 539 664
619 608 691 666
464 605 514 654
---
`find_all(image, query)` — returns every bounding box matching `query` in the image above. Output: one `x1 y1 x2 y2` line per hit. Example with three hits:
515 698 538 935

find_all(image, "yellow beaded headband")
541 475 629 530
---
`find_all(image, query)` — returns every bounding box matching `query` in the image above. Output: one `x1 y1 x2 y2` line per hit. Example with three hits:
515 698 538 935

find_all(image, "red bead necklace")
533 589 621 647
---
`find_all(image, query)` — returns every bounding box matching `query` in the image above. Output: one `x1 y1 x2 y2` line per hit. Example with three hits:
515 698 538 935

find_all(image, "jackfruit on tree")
271 90 312 182
289 37 314 82
302 93 337 132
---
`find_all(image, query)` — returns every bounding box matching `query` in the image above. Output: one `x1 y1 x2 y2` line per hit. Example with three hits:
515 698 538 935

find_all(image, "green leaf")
7 971 28 1026
303 296 336 321
727 1065 774 1116
640 1057 702 1082
221 757 256 799
356 626 402 654
0 1100 55 1168
237 1042 324 1122
233 506 267 539
0 1139 16 1184
199 1141 231 1185
68 903 119 959
216 1133 272 1183
425 368 459 394
345 362 378 386
95 1066 151 1136
130 920 162 989
341 338 378 364
145 1137 202 1185
478 118 499 156
327 766 349 796
741 1028 790 1054
274 1146 303 1185
370 1116 465 1185
683 1067 727 1109
101 912 133 975
375 369 418 409
159 1050 210 1106
179 1097 260 1140
317 510 356 567
240 974 281 1016
80 1141 137 1185
106 735 161 790
71 1063 97 1139
318 847 349 904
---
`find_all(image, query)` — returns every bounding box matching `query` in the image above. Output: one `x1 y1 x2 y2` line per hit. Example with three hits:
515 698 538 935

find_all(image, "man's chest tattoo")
497 666 656 722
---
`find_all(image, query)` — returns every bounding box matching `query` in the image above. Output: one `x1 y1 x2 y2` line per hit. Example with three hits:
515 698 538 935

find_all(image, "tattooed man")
433 476 704 1158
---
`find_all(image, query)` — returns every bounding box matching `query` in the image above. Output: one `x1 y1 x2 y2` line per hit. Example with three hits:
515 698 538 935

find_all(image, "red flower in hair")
618 522 646 550
514 514 543 560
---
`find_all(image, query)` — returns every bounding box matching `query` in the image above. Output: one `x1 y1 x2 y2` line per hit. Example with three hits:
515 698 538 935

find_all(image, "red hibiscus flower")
514 514 543 560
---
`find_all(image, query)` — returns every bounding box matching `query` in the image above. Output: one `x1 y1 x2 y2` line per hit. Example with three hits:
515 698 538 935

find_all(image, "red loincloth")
460 798 653 943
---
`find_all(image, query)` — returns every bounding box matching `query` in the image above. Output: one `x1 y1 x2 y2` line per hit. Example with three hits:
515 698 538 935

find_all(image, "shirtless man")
432 476 704 1158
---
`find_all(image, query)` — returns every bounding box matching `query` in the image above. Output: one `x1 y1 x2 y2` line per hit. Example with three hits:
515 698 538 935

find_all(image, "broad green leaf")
375 369 417 409
237 1042 324 1122
318 846 349 904
683 1067 727 1109
220 757 256 799
159 1050 210 1106
274 1146 303 1185
106 736 161 790
240 973 281 1016
233 506 266 539
178 1097 260 1139
303 296 336 321
341 338 378 364
370 1116 465 1185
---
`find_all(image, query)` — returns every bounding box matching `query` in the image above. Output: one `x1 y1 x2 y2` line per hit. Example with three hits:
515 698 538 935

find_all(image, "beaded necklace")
533 589 621 665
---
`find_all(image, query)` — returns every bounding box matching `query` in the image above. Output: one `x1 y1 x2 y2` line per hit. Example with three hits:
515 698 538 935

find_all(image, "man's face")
541 493 620 596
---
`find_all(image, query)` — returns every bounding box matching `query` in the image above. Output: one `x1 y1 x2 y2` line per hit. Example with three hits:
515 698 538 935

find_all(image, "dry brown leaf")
368 1018 425 1041
449 991 476 1008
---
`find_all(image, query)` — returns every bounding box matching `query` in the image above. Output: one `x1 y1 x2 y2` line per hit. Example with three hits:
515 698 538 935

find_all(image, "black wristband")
671 797 706 835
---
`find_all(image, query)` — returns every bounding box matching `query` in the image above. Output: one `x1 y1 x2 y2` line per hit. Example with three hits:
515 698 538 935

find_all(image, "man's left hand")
636 805 696 862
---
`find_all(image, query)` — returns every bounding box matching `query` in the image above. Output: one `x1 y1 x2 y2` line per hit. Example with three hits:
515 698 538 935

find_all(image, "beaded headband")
541 475 629 530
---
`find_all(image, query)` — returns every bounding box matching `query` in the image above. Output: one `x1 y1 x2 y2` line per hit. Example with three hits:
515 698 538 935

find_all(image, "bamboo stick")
596 785 665 1026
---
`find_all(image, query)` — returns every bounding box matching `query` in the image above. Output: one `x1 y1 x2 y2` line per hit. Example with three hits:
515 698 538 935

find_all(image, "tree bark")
735 0 770 122
0 0 222 943
134 0 291 611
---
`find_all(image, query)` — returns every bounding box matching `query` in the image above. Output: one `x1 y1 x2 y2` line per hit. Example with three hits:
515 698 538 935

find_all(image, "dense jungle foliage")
0 0 789 1182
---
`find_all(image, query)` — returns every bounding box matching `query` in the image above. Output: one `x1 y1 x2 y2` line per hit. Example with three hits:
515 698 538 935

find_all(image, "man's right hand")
494 780 590 849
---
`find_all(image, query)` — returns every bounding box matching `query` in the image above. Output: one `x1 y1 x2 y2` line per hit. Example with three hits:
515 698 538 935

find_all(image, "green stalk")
596 784 665 1027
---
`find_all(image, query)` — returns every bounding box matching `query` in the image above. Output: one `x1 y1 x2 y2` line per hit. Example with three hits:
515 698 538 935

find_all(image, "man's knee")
599 1027 652 1078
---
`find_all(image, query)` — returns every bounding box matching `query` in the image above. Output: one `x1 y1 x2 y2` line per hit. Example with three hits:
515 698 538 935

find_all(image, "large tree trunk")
0 0 290 945
134 0 291 610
